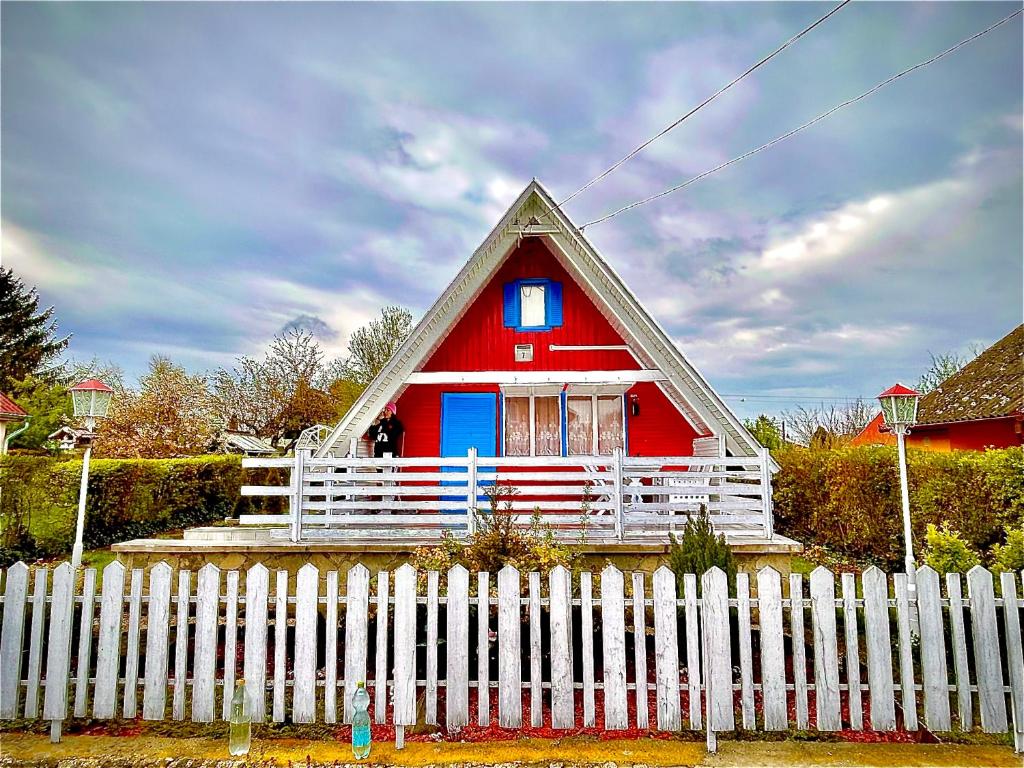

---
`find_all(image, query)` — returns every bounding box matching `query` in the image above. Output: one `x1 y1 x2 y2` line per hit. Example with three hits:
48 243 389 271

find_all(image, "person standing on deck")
367 403 404 458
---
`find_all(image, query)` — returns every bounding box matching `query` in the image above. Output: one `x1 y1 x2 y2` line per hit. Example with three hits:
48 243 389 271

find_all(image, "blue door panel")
441 393 497 510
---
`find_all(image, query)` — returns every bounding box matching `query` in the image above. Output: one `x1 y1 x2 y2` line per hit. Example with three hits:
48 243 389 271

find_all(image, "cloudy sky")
3 2 1021 420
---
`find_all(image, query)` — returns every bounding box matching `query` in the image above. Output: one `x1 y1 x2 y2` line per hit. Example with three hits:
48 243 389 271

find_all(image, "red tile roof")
918 324 1024 425
0 392 28 419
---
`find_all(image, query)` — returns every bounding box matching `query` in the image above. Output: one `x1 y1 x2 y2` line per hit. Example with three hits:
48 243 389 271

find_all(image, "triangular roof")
0 392 28 420
917 324 1024 425
318 180 766 460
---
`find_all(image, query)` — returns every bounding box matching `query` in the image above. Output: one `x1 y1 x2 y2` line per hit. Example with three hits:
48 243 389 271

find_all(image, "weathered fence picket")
497 566 522 728
601 565 628 730
446 565 469 728
758 567 786 731
1 559 1022 751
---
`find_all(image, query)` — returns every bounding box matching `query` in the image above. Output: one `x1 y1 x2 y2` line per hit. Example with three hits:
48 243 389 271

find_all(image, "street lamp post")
69 379 113 570
877 383 922 583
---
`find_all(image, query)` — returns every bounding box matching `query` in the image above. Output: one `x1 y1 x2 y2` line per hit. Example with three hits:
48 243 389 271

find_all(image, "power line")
537 0 852 223
581 7 1023 229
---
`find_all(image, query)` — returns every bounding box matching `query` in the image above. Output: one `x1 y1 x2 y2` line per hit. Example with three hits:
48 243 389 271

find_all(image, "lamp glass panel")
91 390 113 418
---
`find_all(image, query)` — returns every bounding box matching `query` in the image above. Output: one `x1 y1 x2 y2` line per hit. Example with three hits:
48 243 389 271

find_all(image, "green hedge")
773 445 1024 568
0 455 285 565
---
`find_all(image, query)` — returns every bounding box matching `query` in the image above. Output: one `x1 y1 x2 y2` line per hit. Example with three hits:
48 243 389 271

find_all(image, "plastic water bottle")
351 681 371 759
228 678 251 756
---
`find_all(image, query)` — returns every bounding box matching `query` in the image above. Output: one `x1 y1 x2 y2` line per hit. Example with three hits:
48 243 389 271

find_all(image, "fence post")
290 449 305 542
760 446 773 539
612 447 624 541
467 447 478 535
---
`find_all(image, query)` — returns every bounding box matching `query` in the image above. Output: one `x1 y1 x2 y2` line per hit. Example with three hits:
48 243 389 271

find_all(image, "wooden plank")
702 567 733 731
497 566 522 728
122 568 144 719
548 566 573 729
43 563 75 722
652 567 680 731
840 572 863 731
24 567 48 719
862 567 895 731
758 567 786 730
324 570 339 724
172 570 190 721
243 564 269 723
73 567 98 718
191 564 220 723
343 565 369 723
789 573 809 730
580 571 596 727
601 565 628 730
999 571 1024 750
735 572 754 730
292 563 319 723
221 570 240 721
392 564 417 727
92 562 124 719
915 567 950 731
945 573 972 730
529 571 543 728
683 572 701 730
142 563 172 721
273 570 288 722
893 574 918 731
967 566 1007 732
374 571 390 724
631 571 649 730
445 565 470 729
0 562 29 718
426 570 439 725
477 571 490 726
810 567 841 731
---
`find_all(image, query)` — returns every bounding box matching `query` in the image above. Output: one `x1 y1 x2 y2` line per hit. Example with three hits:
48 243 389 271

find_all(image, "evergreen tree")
0 267 69 390
668 505 737 594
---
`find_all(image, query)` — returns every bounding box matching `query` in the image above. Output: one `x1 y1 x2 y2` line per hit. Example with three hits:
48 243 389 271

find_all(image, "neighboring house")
0 393 29 455
852 324 1024 451
217 430 277 457
319 180 767 464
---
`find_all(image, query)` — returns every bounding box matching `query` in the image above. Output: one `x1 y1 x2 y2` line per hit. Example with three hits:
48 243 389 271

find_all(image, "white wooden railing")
240 447 775 542
1 561 1022 751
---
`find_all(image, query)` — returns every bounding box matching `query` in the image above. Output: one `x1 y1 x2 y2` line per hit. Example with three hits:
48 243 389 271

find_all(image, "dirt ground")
0 733 1020 768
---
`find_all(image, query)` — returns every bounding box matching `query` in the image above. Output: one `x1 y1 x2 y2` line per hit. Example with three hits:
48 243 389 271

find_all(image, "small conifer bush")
668 504 736 594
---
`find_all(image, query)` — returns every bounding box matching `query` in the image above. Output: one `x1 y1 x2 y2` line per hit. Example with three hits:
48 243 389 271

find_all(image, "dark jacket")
367 415 404 458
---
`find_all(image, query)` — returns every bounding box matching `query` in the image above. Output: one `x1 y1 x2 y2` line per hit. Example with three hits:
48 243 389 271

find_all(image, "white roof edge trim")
318 179 773 470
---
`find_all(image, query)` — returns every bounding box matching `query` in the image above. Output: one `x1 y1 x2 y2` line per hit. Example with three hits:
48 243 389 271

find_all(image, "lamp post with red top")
877 383 922 582
69 379 114 570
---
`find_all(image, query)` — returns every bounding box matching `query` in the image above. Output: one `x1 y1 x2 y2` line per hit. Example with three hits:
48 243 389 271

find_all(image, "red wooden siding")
624 382 700 457
421 238 639 372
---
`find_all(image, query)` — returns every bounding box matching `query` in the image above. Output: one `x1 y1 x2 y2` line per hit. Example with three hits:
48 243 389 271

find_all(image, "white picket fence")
1 561 1022 750
239 449 775 543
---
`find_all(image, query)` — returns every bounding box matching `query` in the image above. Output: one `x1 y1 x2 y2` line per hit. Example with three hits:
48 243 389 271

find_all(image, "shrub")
668 505 737 593
991 526 1024 573
0 454 285 566
922 523 981 574
411 484 581 579
773 446 1024 568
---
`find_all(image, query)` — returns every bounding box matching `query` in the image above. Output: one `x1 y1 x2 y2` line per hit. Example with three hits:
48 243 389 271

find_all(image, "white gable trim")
317 181 769 466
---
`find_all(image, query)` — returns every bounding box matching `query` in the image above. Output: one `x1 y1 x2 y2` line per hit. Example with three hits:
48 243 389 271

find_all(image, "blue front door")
440 393 497 511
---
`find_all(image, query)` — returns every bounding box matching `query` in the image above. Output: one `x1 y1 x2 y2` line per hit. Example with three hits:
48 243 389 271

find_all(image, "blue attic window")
503 279 563 331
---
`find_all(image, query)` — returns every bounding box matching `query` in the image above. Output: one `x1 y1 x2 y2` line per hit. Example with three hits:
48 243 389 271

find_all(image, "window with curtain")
566 396 594 455
534 396 560 456
504 397 530 456
519 284 546 327
597 396 625 454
